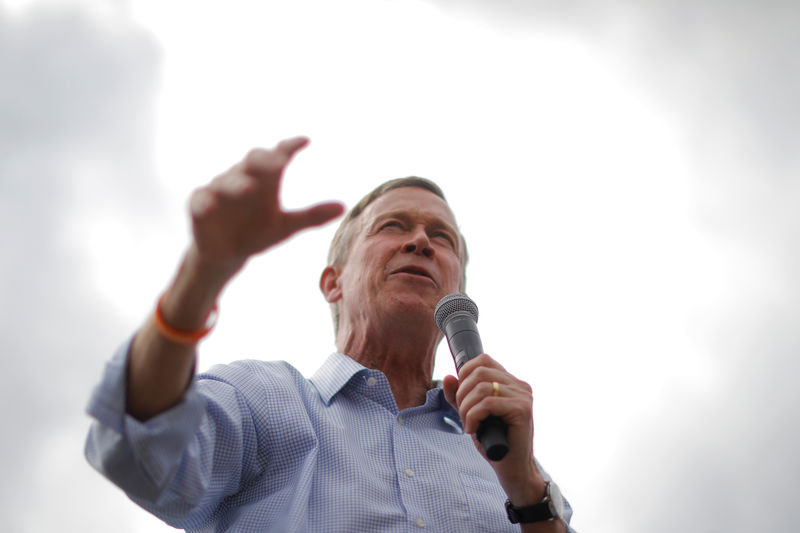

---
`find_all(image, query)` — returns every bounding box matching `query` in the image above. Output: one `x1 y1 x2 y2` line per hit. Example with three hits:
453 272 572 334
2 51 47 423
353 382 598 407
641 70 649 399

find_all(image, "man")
86 137 576 532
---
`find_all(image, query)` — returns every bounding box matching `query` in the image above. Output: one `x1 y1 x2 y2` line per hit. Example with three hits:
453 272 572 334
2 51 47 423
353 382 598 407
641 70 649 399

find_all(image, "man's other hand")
189 137 344 274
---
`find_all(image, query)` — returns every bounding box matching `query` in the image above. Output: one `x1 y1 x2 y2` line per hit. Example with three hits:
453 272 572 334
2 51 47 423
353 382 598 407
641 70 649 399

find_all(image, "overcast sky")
1 0 798 532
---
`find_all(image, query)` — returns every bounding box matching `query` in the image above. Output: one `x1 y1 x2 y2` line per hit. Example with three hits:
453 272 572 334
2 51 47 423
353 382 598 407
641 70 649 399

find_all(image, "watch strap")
504 481 556 524
505 499 554 523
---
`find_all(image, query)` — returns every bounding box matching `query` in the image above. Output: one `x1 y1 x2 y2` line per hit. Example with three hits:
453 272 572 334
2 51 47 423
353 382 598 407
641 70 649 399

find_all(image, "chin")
387 292 438 318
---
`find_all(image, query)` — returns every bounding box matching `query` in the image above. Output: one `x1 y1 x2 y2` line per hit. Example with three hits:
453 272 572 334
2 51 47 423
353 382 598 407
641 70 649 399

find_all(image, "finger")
454 364 508 407
462 391 531 435
457 378 531 432
241 148 280 179
275 136 310 156
459 374 531 414
457 353 506 383
189 187 217 220
283 202 345 235
210 172 258 198
242 137 309 180
442 375 459 409
457 380 505 423
460 392 506 435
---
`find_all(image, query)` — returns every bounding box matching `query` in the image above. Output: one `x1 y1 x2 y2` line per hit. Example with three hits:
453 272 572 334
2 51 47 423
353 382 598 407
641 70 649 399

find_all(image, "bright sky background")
2 0 798 532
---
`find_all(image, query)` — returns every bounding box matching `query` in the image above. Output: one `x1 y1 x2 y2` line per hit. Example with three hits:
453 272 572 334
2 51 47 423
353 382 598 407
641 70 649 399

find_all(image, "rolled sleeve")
84 339 209 524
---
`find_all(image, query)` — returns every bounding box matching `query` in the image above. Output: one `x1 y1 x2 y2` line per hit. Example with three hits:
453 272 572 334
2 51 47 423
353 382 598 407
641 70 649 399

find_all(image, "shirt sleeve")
562 496 577 532
535 459 577 532
84 338 259 529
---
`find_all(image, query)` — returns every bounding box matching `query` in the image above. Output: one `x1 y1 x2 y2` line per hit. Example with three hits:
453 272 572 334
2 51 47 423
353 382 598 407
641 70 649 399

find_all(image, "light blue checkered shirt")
86 340 574 532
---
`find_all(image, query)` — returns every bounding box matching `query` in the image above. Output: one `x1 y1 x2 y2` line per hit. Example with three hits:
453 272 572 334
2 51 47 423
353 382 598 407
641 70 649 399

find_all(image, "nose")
402 227 434 257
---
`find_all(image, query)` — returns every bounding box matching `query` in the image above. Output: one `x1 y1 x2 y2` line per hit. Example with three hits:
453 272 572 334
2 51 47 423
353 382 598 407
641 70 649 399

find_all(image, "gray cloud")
436 0 799 169
0 4 162 531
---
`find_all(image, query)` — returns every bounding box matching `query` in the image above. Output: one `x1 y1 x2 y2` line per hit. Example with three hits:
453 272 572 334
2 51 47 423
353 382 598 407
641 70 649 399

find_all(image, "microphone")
434 293 509 461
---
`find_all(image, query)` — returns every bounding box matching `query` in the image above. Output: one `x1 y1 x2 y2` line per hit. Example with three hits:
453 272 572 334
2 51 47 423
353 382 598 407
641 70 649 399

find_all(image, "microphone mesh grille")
434 293 479 331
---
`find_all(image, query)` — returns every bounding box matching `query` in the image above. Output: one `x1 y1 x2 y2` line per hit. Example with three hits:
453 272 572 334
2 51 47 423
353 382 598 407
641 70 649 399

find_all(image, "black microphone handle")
444 315 510 461
476 416 509 462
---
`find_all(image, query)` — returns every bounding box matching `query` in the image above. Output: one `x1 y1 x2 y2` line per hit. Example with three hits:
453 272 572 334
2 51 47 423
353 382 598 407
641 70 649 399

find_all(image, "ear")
319 266 343 303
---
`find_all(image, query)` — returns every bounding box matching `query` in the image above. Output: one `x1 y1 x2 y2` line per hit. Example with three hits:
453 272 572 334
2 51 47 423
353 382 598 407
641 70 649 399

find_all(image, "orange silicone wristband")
153 295 218 345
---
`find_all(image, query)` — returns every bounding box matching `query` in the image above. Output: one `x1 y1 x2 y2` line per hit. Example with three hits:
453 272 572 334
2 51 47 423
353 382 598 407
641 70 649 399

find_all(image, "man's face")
332 187 464 329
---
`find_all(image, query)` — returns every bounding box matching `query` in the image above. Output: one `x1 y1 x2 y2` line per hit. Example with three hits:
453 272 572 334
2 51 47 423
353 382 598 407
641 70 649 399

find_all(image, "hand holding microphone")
435 293 510 461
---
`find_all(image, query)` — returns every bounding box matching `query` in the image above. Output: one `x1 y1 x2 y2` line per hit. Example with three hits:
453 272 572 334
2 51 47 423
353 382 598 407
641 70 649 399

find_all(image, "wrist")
185 243 247 284
505 461 547 507
160 246 236 332
506 480 566 526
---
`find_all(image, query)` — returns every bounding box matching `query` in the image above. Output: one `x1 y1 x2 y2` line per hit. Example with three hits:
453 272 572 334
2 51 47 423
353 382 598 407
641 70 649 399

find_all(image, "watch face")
548 482 565 519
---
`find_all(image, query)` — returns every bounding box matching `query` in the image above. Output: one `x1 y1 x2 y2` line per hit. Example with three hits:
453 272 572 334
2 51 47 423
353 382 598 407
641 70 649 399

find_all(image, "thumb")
284 202 345 235
442 375 460 410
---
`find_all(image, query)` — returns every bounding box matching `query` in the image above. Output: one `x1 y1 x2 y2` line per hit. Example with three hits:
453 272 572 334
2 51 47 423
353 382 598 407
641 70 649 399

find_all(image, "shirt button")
366 376 377 386
397 416 404 425
415 518 426 528
405 468 415 477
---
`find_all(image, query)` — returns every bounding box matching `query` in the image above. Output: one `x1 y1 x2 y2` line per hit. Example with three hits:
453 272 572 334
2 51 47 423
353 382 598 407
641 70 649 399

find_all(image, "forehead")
361 187 458 227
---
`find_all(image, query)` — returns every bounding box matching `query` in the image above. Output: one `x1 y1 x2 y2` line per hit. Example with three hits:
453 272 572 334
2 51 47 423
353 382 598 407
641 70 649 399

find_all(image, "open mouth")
391 266 436 284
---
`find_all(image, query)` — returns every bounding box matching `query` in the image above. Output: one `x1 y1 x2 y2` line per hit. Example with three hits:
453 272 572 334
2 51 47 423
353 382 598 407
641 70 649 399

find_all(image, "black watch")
505 481 565 524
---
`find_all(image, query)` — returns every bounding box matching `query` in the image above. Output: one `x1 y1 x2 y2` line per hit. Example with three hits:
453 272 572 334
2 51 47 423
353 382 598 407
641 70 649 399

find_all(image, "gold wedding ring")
491 381 500 397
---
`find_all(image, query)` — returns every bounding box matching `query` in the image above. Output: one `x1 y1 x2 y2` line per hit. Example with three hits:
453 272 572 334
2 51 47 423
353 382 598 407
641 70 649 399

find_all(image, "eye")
432 230 456 248
379 220 404 230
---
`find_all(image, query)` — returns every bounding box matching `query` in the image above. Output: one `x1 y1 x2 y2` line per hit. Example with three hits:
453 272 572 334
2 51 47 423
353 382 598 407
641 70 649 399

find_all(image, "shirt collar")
309 352 463 429
310 352 369 405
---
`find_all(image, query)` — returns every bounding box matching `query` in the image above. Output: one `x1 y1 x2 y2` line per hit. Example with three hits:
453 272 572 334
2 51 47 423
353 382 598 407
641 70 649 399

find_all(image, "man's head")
322 177 468 334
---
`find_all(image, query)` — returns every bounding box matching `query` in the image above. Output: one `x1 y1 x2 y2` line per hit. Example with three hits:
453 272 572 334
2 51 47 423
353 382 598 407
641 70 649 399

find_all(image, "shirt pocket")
458 473 517 532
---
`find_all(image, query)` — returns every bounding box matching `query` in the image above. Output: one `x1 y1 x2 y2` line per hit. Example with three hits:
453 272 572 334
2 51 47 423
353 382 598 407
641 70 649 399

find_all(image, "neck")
336 315 441 410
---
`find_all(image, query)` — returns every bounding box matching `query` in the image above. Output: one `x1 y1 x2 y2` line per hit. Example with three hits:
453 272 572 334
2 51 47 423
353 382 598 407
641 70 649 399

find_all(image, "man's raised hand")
188 137 344 274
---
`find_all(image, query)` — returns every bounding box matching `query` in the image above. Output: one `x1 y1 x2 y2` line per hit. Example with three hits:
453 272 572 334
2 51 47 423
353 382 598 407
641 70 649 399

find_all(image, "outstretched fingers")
283 202 345 236
187 136 344 267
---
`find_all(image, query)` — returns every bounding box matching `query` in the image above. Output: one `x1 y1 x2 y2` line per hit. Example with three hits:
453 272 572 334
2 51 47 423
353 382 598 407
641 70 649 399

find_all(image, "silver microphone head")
434 293 479 331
